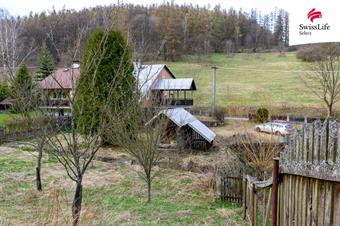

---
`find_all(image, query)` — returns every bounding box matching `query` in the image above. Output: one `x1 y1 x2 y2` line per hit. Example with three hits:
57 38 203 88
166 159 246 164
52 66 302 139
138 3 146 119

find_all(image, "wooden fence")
242 176 273 226
221 119 340 226
220 175 243 204
277 119 340 226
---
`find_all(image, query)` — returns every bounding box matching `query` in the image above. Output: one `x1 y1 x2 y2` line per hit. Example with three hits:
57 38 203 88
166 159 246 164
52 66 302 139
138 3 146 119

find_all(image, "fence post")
272 158 279 226
243 177 247 220
0 127 4 144
252 183 256 226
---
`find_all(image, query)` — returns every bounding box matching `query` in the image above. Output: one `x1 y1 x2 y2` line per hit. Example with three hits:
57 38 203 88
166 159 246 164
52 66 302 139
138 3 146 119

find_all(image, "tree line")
0 3 289 69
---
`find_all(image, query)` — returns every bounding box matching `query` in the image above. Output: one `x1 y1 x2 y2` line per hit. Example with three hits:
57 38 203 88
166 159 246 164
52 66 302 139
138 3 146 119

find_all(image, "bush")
256 108 269 123
296 47 323 62
214 107 225 121
5 116 51 133
296 44 340 62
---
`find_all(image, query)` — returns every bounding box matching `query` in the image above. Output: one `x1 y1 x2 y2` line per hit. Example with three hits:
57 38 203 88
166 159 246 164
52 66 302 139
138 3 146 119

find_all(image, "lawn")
0 112 19 126
163 52 319 108
0 145 244 225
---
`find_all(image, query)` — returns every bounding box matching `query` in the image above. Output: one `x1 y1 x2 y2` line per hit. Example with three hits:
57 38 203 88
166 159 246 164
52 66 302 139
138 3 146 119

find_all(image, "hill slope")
164 52 317 108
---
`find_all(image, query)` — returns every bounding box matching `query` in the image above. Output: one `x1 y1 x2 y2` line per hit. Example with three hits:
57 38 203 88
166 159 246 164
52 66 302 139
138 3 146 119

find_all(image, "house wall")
158 68 174 79
142 67 175 107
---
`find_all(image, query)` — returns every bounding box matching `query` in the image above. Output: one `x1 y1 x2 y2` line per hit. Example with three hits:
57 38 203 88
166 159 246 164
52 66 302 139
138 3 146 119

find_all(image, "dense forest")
0 3 289 71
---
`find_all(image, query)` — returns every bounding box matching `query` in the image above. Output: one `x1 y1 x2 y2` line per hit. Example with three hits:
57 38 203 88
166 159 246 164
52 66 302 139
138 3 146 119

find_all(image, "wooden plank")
264 188 272 226
302 177 308 226
283 175 288 226
307 177 312 226
254 185 257 226
243 178 247 220
297 177 302 226
279 183 284 226
288 175 293 226
322 181 326 226
293 176 300 225
311 122 315 163
314 179 320 226
280 167 340 182
329 182 335 226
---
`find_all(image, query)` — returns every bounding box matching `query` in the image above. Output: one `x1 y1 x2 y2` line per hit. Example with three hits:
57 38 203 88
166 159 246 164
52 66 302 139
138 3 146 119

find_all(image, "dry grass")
0 144 244 226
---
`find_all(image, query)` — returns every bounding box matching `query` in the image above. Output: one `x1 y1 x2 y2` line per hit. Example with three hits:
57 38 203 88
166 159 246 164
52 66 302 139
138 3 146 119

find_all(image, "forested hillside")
0 3 288 70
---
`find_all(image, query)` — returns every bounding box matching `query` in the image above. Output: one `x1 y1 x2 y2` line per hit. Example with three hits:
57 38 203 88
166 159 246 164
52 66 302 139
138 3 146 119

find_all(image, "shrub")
296 44 340 62
296 47 323 62
256 108 269 123
5 116 51 133
214 107 225 121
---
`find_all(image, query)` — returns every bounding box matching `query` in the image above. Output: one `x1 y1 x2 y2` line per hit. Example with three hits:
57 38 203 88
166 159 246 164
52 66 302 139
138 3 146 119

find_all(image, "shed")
153 108 216 150
0 97 13 110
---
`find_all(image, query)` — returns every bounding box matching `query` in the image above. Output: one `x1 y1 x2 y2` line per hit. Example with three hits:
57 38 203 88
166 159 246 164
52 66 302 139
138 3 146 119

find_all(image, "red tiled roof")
39 68 80 90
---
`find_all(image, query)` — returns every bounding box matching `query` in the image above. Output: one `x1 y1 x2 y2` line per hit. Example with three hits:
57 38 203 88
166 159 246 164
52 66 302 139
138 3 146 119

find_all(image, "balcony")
39 98 71 109
156 98 193 107
167 99 193 106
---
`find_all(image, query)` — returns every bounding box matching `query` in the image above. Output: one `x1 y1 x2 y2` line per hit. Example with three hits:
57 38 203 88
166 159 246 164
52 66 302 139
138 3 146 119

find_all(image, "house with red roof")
39 63 196 115
39 65 80 116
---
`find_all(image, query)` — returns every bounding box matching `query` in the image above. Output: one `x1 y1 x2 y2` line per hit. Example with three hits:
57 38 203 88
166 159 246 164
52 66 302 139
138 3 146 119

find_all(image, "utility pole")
211 65 218 114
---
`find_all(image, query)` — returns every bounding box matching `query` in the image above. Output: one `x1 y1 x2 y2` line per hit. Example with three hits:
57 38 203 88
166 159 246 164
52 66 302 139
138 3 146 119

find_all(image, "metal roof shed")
155 108 216 150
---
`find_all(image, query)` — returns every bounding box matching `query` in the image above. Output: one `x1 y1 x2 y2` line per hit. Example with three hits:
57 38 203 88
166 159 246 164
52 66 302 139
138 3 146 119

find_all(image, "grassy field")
0 145 243 225
164 52 320 108
0 113 19 126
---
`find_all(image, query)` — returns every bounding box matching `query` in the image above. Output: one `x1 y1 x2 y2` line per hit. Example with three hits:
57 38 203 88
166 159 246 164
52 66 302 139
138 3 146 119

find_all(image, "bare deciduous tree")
302 51 340 117
42 66 105 225
106 97 167 203
8 62 49 191
41 26 133 225
0 16 36 80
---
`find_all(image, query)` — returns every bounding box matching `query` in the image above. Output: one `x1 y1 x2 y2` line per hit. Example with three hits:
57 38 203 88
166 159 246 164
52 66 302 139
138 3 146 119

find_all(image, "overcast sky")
0 0 292 16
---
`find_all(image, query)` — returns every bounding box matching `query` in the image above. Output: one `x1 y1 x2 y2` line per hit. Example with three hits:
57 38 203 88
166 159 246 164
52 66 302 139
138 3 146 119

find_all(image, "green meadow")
165 52 319 108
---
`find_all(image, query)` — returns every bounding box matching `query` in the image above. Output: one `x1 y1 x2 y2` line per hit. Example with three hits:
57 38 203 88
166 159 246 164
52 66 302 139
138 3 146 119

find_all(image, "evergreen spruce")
75 28 134 139
0 81 10 101
12 63 33 114
37 41 54 80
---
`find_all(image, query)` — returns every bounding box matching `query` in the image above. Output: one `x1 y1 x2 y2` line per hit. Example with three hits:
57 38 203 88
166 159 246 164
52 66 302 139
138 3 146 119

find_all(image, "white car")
255 121 293 136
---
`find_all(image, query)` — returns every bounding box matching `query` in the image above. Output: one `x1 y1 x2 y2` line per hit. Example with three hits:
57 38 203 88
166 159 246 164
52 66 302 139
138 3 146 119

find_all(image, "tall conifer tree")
37 41 54 80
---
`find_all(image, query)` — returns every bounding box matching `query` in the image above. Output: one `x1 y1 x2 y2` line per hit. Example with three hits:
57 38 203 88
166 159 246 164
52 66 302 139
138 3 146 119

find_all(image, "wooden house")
39 63 196 115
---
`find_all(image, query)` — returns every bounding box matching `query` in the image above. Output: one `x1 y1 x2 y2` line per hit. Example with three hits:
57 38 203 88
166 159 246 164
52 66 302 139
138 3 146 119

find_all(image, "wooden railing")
162 99 193 106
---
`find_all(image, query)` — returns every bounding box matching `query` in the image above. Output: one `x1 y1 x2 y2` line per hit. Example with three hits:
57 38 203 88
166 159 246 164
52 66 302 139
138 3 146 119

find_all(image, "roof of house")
0 96 13 106
40 63 191 94
152 78 196 91
134 64 176 96
158 108 216 143
39 68 80 90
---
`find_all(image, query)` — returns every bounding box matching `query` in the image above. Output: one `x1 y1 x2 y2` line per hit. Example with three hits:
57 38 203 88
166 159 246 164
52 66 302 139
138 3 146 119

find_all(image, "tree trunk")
36 147 43 191
328 104 333 118
72 181 83 226
147 178 151 203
